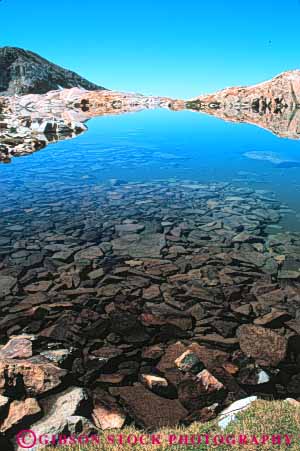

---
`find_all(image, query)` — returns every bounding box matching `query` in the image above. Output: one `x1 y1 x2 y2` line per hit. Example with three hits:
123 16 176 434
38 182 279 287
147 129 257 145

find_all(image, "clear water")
1 109 300 230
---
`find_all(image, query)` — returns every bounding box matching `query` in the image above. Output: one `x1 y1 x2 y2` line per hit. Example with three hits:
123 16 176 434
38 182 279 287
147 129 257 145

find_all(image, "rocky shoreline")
185 70 300 140
0 88 172 162
1 179 300 448
2 70 300 164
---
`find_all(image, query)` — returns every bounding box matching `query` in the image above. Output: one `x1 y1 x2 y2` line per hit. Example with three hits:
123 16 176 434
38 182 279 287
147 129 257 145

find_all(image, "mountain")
184 70 300 139
0 47 106 96
187 70 300 109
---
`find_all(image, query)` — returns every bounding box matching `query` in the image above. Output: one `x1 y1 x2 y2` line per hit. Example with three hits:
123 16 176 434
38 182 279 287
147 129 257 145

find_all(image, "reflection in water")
2 70 300 162
1 101 300 432
0 89 169 162
184 70 300 140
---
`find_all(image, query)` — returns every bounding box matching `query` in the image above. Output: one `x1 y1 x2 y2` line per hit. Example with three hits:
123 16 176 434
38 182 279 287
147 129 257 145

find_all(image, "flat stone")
178 369 226 410
237 324 287 367
140 374 169 395
96 373 126 384
88 268 105 280
51 250 74 262
142 344 164 360
0 275 17 297
142 285 161 300
115 223 145 234
19 387 88 450
74 246 103 261
254 308 290 327
194 333 239 350
92 388 126 430
118 384 188 429
0 358 67 396
65 415 97 435
156 342 187 373
112 233 166 258
0 337 32 359
0 398 41 433
24 280 52 293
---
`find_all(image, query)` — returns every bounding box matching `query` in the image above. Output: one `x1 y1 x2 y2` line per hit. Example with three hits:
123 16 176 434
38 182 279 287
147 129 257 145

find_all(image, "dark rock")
0 47 105 96
118 384 188 429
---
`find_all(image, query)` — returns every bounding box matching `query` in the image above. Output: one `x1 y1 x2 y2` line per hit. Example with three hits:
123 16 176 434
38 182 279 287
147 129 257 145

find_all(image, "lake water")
1 109 300 231
2 107 300 410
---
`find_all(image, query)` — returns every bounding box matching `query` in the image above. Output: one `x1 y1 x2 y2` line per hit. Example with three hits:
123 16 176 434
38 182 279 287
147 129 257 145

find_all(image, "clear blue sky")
1 0 300 98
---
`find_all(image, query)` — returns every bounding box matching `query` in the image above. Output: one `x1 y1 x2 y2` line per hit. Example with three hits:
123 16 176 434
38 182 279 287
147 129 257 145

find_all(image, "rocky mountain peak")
0 46 106 96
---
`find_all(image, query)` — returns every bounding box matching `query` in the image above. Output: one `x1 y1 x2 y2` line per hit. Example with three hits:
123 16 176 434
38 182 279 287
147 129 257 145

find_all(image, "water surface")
1 109 300 231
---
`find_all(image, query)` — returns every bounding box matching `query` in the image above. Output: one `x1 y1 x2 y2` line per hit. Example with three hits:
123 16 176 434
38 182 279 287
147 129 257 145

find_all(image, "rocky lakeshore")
1 179 300 448
0 88 172 162
2 69 300 163
184 70 300 140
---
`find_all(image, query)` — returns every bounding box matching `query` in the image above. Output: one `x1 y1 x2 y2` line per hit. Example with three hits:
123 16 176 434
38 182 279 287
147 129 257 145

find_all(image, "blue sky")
1 0 300 97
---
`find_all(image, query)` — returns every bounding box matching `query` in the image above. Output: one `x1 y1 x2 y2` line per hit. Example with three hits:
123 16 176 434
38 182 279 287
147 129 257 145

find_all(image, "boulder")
65 416 98 435
0 398 41 433
178 369 226 411
0 358 67 397
118 384 188 429
18 387 88 450
0 337 32 359
237 324 287 367
91 388 126 430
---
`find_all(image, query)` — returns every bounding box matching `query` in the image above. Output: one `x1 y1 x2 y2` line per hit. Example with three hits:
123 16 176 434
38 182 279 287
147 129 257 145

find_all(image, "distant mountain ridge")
0 46 106 96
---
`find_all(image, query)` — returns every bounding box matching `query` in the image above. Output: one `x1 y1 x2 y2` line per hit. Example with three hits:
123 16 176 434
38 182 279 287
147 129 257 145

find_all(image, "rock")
96 373 126 385
254 308 290 327
0 358 67 396
115 223 145 234
231 304 252 316
0 276 17 297
88 268 105 280
0 46 105 96
112 233 166 258
0 395 9 420
0 398 41 433
24 281 52 293
218 396 258 429
0 337 32 359
175 350 205 374
142 285 161 300
213 320 239 338
92 388 126 430
142 344 164 360
178 369 226 411
65 416 98 435
237 325 287 367
74 246 103 261
194 333 239 350
156 342 187 373
140 374 169 396
40 349 74 367
118 384 188 429
287 374 300 394
19 387 88 450
183 404 218 424
188 343 229 370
